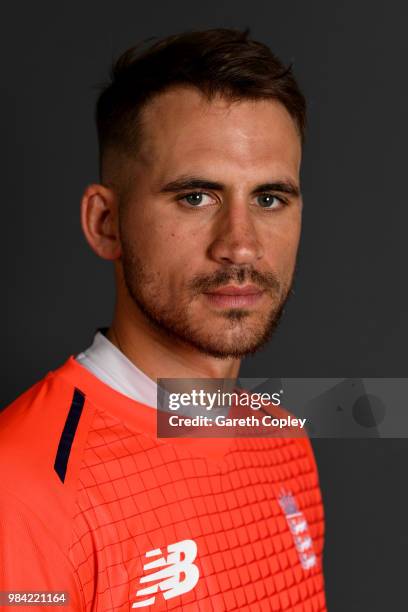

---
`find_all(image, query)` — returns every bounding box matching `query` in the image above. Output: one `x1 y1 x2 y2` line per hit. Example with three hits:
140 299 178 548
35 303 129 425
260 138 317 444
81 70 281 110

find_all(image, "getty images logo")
132 539 199 608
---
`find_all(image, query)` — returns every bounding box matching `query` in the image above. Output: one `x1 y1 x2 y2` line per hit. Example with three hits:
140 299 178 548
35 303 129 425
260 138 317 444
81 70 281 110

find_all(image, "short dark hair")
96 28 306 178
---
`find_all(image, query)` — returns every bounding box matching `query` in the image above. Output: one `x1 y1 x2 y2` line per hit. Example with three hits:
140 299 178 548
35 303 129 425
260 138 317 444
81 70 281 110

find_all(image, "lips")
204 284 265 308
208 284 263 296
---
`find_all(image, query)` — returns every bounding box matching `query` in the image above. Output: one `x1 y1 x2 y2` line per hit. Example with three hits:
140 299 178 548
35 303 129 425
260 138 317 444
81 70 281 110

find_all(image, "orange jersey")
0 357 326 611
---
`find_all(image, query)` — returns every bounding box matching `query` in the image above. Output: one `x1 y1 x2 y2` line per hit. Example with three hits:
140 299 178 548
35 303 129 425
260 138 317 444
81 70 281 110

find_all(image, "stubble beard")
121 245 294 360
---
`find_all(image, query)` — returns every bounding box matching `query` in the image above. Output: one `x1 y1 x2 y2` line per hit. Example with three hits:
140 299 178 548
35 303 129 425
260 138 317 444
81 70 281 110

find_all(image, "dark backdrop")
2 1 407 610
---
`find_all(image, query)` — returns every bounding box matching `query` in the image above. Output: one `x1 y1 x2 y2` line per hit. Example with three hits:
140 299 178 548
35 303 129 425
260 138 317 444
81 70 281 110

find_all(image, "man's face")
117 87 302 358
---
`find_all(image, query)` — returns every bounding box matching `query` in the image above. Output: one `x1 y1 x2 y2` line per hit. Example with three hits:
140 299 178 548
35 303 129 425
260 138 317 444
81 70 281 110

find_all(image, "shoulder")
240 389 320 470
0 359 96 527
0 360 86 464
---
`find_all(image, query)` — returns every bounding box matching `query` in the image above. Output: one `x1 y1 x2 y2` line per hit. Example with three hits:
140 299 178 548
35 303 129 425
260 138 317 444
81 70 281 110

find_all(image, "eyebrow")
159 176 301 198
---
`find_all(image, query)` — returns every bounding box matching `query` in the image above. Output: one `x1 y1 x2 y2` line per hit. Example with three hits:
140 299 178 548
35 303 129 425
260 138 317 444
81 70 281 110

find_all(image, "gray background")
2 1 407 610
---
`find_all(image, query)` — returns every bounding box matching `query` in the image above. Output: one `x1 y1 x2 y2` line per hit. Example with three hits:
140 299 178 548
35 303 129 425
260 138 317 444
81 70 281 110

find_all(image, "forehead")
138 86 302 180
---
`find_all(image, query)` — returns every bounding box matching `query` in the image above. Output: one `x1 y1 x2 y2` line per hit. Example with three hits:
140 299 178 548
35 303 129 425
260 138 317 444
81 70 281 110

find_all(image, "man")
0 29 326 611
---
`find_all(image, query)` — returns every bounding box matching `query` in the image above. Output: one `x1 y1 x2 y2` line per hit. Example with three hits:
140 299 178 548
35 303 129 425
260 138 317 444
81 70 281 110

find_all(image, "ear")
80 184 121 260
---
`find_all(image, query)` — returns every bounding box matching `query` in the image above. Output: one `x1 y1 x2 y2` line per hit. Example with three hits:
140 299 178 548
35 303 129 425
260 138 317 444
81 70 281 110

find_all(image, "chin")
189 325 274 359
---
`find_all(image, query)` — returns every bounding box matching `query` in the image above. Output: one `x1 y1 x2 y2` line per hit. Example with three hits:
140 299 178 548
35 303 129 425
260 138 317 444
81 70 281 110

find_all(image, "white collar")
76 330 157 408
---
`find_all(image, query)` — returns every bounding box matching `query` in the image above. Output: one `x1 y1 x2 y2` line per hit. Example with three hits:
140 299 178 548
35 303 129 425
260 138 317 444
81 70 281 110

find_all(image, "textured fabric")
0 357 326 611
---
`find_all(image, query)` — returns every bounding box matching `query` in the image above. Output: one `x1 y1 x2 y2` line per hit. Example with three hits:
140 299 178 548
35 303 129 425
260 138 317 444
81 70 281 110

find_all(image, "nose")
207 199 264 266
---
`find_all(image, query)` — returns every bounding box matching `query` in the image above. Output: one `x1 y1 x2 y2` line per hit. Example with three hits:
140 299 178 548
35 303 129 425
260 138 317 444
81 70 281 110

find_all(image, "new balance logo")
132 539 199 608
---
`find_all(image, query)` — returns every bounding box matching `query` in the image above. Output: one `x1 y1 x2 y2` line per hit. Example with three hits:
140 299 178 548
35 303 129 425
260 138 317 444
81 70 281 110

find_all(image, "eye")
255 193 286 210
178 192 215 208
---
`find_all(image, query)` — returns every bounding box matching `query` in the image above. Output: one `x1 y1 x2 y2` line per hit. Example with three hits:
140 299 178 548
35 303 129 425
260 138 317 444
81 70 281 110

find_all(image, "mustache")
188 266 281 294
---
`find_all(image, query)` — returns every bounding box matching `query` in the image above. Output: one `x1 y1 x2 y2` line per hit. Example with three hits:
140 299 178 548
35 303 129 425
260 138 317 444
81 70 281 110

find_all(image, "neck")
106 300 241 383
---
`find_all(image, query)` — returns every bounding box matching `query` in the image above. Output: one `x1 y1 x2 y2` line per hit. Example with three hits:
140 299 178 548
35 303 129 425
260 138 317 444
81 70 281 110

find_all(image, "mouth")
203 284 265 308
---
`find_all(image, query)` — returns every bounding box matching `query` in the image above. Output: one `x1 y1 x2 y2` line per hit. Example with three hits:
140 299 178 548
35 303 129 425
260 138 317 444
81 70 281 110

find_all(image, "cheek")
133 219 204 287
263 218 301 270
124 209 177 259
148 217 204 256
